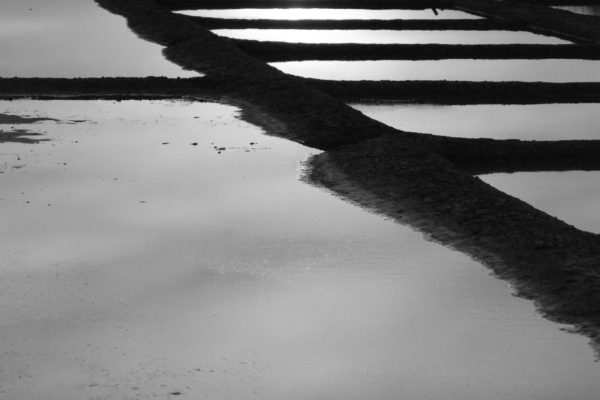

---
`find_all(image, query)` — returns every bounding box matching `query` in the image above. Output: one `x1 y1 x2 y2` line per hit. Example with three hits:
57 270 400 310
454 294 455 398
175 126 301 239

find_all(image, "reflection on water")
271 59 600 82
481 172 600 234
0 0 198 77
176 8 481 20
554 5 600 16
2 100 600 400
352 103 600 140
214 29 569 45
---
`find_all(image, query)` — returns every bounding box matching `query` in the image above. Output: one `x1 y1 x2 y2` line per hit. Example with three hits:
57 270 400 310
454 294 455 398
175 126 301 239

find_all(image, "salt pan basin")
0 0 198 77
214 29 568 44
352 103 600 140
482 172 600 234
554 5 600 16
272 59 600 82
1 100 600 400
176 8 481 20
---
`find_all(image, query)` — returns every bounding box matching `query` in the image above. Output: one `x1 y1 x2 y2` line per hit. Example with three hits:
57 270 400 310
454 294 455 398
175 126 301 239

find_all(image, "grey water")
271 59 600 82
554 5 600 16
0 0 198 77
213 29 569 44
175 8 481 20
1 100 600 400
351 103 600 140
481 172 600 234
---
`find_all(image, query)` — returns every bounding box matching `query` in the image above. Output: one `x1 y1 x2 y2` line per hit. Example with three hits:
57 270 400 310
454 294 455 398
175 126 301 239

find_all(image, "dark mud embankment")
234 41 600 61
4 77 600 105
11 0 599 349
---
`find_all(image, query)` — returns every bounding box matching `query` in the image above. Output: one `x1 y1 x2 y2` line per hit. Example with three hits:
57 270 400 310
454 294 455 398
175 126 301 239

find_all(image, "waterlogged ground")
351 103 600 140
175 8 481 20
1 100 600 400
0 0 198 77
271 59 600 82
213 29 568 45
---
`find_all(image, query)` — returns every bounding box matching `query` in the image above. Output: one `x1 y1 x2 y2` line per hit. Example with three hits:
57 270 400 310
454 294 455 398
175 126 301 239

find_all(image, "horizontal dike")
231 41 600 61
3 77 600 104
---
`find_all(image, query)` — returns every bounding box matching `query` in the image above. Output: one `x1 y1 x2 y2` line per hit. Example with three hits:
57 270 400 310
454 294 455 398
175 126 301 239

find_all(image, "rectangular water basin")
176 8 481 20
351 103 600 140
214 29 569 44
271 59 600 82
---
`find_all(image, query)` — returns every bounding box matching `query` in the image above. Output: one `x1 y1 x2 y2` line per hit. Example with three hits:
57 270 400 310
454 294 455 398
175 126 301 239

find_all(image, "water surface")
0 0 198 77
214 29 568 44
352 103 600 140
554 5 600 16
176 8 481 20
272 59 600 82
1 100 599 399
481 172 600 234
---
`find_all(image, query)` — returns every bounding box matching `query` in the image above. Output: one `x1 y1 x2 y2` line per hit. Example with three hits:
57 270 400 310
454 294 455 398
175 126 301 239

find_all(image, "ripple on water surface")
0 0 199 77
1 100 600 399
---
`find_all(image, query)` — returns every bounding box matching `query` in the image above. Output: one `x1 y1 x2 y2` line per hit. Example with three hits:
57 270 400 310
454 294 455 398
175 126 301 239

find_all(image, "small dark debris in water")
190 142 198 146
217 147 226 151
250 142 256 145
162 142 169 145
139 201 147 204
170 392 182 396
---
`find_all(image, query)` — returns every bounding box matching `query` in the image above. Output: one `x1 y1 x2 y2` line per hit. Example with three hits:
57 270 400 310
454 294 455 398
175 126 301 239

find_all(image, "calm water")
272 59 600 82
1 100 600 400
352 103 600 140
554 5 600 16
176 8 481 20
214 29 568 44
482 172 600 234
0 0 198 77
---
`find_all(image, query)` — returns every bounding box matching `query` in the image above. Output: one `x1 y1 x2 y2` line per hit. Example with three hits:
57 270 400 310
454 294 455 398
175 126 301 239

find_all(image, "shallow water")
2 100 600 400
176 8 481 20
214 29 568 44
481 172 600 234
0 0 198 77
271 59 600 82
352 103 600 140
554 5 600 16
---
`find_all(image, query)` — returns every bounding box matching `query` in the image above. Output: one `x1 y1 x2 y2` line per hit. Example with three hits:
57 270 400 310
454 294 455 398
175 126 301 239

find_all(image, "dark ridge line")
232 41 600 61
157 0 450 10
88 0 600 349
4 78 600 105
307 80 600 104
515 0 600 5
187 17 522 30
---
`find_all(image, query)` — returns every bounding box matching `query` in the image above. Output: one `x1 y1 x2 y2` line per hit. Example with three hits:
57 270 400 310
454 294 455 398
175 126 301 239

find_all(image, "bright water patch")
176 8 481 20
1 100 600 399
351 103 600 140
214 29 568 44
0 0 199 77
554 5 600 16
481 172 600 234
271 59 600 82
